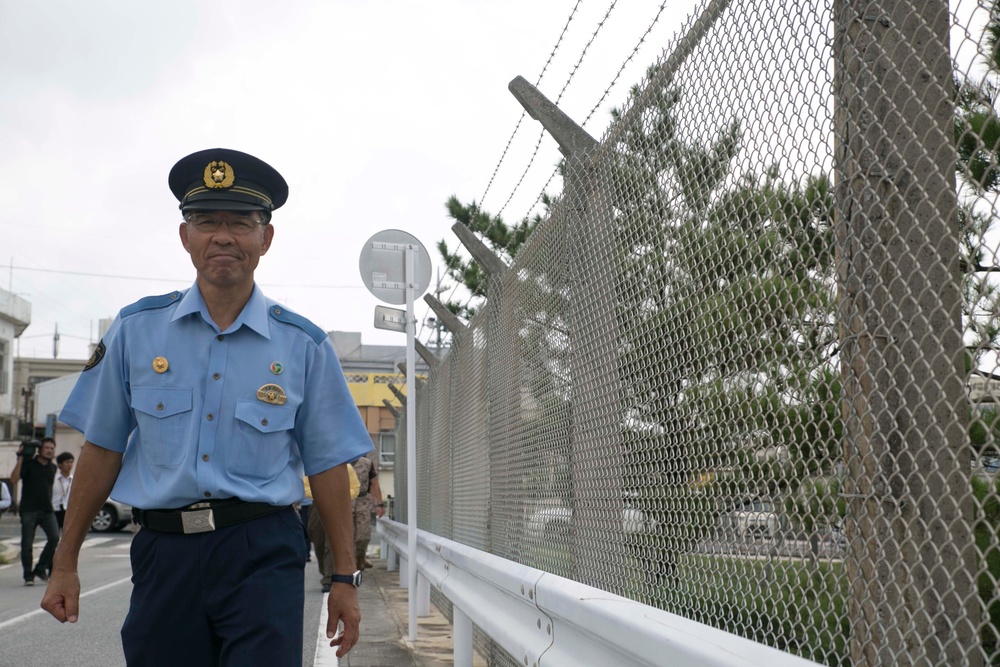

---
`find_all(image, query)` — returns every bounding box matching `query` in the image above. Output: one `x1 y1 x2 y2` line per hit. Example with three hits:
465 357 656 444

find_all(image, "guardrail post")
454 605 473 667
399 555 409 588
417 573 431 617
386 543 397 572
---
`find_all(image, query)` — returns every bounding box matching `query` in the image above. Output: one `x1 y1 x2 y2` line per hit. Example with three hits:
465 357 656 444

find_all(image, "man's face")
39 441 55 461
179 211 273 291
58 459 74 476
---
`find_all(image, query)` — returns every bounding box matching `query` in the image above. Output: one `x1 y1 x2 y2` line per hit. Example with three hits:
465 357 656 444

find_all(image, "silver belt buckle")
181 508 215 534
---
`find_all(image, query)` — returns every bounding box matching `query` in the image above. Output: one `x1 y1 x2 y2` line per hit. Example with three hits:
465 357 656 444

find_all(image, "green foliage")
955 0 1000 365
436 196 545 321
972 475 1000 654
609 71 842 573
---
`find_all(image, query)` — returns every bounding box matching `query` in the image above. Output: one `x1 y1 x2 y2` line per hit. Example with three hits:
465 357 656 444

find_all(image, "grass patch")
672 554 849 666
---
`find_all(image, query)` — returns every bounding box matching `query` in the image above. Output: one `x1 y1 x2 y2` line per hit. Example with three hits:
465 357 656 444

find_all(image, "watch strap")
329 570 362 587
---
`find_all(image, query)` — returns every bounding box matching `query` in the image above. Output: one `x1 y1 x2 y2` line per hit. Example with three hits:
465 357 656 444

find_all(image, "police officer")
41 148 374 665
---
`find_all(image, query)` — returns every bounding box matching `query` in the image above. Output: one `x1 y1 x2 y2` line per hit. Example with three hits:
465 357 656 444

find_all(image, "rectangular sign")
374 305 408 333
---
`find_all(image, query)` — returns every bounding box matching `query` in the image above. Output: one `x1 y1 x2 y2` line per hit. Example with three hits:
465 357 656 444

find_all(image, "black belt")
133 499 288 534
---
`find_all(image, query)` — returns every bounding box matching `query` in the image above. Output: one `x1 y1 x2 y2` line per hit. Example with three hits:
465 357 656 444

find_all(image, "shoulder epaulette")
269 305 328 344
119 291 183 319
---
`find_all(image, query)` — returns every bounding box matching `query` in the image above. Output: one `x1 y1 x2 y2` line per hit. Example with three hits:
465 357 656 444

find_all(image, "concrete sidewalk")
350 556 487 667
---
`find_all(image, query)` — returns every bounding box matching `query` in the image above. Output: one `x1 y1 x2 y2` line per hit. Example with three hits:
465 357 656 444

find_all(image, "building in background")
331 331 427 499
0 287 30 442
14 358 87 434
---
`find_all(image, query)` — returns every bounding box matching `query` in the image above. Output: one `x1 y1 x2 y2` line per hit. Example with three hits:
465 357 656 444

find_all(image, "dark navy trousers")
121 506 307 667
20 510 59 580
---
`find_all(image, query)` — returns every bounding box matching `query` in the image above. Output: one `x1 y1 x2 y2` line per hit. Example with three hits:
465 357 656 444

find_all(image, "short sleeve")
59 316 136 452
294 337 373 476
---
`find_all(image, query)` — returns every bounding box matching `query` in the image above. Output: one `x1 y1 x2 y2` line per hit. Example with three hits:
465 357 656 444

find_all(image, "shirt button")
213 373 221 380
204 491 212 498
202 454 209 462
207 414 214 421
217 335 224 342
261 418 269 426
156 403 164 411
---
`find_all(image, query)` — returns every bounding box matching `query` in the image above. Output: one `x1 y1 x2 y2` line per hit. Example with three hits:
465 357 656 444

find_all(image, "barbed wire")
581 0 669 127
434 1 672 344
476 0 585 209
509 1 671 237
494 1 620 220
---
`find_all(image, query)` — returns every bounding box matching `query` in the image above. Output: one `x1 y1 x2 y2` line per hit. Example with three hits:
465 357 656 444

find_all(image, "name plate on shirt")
256 384 287 405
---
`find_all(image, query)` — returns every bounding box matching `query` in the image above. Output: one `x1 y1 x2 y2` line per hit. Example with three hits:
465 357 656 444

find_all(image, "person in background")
0 479 11 513
52 452 75 530
10 438 59 585
40 148 373 663
351 453 383 570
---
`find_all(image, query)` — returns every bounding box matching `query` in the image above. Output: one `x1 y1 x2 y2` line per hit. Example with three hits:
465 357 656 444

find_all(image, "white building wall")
35 373 81 426
0 319 14 417
0 287 30 432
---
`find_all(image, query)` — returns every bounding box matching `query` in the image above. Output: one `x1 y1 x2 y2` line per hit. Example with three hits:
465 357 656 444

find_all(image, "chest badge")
257 383 287 405
152 357 169 374
270 361 283 375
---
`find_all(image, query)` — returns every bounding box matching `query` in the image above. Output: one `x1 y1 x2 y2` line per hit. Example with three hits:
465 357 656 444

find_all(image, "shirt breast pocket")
233 399 296 480
131 387 193 466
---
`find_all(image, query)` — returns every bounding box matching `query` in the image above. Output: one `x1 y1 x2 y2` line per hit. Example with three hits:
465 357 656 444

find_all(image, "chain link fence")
395 0 1000 664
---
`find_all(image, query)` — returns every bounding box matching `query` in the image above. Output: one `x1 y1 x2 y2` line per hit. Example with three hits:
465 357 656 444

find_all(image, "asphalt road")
0 514 334 667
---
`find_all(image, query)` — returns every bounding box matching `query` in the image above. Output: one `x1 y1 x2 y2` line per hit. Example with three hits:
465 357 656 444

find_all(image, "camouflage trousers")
353 495 373 555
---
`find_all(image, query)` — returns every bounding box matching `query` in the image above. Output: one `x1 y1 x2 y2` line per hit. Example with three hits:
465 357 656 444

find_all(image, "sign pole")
405 243 418 642
358 229 430 642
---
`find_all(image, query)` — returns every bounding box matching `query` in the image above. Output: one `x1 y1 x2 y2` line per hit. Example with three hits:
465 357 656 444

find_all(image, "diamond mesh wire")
393 0 1000 664
447 314 492 551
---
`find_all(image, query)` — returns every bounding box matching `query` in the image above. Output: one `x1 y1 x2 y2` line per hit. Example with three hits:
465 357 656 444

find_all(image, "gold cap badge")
203 160 235 189
256 383 287 405
153 356 169 374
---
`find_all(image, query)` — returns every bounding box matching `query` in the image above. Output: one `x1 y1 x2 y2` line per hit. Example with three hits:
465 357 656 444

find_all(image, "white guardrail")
377 518 822 667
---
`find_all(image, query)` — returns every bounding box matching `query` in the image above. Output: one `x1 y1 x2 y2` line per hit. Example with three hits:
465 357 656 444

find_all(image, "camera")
20 440 40 459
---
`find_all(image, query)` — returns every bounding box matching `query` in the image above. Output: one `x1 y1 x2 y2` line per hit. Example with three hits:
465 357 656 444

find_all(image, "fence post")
833 0 979 664
509 76 625 591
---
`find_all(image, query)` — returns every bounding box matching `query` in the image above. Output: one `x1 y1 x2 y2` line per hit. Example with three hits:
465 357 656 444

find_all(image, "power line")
0 264 364 289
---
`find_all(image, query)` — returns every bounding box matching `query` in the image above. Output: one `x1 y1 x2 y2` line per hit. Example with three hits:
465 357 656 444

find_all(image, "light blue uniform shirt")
60 283 373 509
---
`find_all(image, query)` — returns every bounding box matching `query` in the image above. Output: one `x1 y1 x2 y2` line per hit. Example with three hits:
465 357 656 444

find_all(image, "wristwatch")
329 570 362 587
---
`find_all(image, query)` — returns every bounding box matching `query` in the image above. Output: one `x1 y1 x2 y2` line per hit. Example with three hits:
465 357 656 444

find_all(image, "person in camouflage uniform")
350 454 383 570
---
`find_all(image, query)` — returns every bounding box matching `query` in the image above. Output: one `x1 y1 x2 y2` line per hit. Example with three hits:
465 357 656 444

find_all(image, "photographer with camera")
10 438 59 586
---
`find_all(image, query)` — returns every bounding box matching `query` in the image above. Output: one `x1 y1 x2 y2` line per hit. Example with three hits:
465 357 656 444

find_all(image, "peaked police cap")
168 148 288 212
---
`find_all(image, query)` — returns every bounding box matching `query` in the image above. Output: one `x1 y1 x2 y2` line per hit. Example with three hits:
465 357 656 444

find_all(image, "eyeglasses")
185 214 263 236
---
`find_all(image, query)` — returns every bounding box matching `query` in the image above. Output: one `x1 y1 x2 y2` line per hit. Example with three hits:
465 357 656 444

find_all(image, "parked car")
732 498 779 538
526 496 656 541
92 498 132 533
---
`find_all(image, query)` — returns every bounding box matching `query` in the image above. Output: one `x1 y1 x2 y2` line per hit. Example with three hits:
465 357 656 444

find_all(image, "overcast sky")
0 0 700 360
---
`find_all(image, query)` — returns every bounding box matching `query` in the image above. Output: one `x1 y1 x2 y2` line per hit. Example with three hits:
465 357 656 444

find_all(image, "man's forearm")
10 455 22 486
52 442 123 570
309 464 356 574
